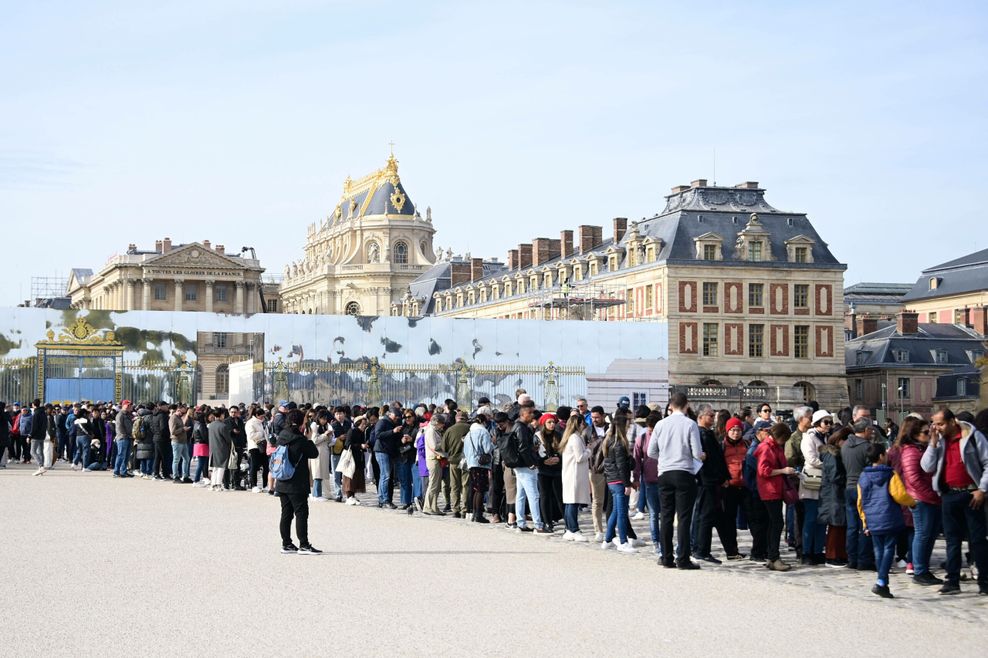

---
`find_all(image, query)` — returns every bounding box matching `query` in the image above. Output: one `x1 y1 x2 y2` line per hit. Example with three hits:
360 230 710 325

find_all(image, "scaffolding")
31 275 69 300
527 280 628 321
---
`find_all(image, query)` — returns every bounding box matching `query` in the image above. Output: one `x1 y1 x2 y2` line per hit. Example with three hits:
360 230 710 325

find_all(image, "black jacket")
227 416 246 449
30 407 48 440
512 420 537 469
373 416 399 456
602 435 631 486
698 426 728 486
274 429 318 495
150 409 169 442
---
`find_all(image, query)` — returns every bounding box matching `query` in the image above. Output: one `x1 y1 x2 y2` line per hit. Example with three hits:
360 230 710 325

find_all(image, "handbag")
470 434 492 467
336 448 356 479
227 447 238 470
800 464 823 491
782 475 799 505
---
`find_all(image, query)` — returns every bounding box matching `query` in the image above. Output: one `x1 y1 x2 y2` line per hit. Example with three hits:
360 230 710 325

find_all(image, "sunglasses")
820 420 833 425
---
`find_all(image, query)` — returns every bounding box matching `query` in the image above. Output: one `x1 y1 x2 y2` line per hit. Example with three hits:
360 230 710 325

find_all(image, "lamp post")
897 385 904 421
737 379 745 414
880 381 887 424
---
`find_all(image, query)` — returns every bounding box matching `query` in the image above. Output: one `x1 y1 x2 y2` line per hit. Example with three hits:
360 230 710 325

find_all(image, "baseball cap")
121 399 132 407
752 419 773 434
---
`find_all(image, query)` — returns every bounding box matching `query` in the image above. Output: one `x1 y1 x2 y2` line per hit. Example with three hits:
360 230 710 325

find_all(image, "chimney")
518 243 533 270
670 184 690 194
856 315 879 337
690 179 708 188
896 311 919 336
592 226 603 249
154 240 163 254
560 230 574 259
533 238 551 267
734 181 760 189
507 249 519 271
578 226 595 254
162 237 172 253
203 240 211 251
613 217 628 243
548 238 561 262
470 257 484 282
450 261 471 287
215 244 225 256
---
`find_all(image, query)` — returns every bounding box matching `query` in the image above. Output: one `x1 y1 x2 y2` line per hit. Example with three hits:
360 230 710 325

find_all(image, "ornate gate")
35 318 124 403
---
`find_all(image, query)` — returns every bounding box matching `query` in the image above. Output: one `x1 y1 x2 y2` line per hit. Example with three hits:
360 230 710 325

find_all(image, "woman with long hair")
535 413 563 532
191 406 210 487
308 409 333 502
896 416 942 586
560 413 590 541
342 415 369 505
600 415 635 553
275 408 320 553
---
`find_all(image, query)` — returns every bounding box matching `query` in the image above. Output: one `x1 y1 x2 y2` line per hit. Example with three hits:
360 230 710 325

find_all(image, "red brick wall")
814 284 833 316
679 281 697 313
724 322 744 355
679 322 698 354
770 324 790 356
724 281 743 313
815 324 834 357
770 283 789 315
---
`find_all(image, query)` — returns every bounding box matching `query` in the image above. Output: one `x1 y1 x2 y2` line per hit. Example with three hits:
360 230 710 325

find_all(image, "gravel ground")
1 463 986 657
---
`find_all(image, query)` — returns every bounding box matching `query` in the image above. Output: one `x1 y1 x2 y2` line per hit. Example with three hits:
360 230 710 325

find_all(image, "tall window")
897 377 910 400
632 392 648 408
644 284 653 313
748 283 764 308
749 324 764 357
702 323 719 357
794 325 809 358
212 332 229 348
958 378 967 397
794 247 808 263
215 364 229 396
153 284 167 301
703 244 717 260
393 241 408 264
854 379 863 400
184 284 198 302
749 241 763 261
794 284 809 308
702 282 718 306
626 288 634 315
215 285 228 302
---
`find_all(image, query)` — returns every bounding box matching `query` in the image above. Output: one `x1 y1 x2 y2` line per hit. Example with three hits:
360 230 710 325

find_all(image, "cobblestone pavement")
1 463 986 657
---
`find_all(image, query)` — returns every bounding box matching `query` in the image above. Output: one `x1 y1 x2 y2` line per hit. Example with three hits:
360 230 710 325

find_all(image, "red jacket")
899 443 939 506
723 437 749 488
756 439 786 501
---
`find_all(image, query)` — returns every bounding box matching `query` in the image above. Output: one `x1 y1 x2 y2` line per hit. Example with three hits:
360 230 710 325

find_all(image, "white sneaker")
251 486 261 494
572 533 589 543
309 495 325 502
561 531 575 541
632 511 645 521
895 559 908 569
601 541 616 550
33 469 43 476
617 542 638 554
594 532 604 542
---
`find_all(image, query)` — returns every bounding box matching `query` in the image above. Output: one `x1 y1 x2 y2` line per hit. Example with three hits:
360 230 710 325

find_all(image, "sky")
2 0 986 305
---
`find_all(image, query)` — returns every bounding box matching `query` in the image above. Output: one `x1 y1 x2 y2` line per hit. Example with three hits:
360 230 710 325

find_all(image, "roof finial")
388 140 395 156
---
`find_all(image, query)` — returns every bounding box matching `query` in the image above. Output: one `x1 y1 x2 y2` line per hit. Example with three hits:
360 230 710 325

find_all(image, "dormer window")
573 263 584 280
544 271 553 288
529 274 538 291
893 349 909 363
736 213 773 262
589 259 599 277
608 255 618 271
855 350 871 366
749 241 763 261
785 235 816 263
504 281 513 296
932 349 949 364
694 233 723 261
929 276 941 290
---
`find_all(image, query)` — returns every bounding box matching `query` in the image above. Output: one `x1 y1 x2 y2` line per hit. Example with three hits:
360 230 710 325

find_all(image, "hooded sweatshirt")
274 428 319 495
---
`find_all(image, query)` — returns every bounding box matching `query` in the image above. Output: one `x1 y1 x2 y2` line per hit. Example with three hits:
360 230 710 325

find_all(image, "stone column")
126 280 135 310
244 283 253 315
205 279 214 313
174 279 184 312
142 279 151 311
234 281 245 315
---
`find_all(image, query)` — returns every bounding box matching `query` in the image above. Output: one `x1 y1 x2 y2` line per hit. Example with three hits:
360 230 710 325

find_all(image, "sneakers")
33 468 44 476
251 486 262 493
905 562 915 575
516 526 533 533
913 572 944 586
561 531 575 541
631 511 645 521
677 560 701 570
281 544 299 554
698 554 722 565
726 553 747 561
939 582 961 595
872 584 894 599
593 532 604 542
766 559 791 572
601 540 616 550
630 538 647 548
533 528 553 536
617 543 638 554
895 559 908 570
298 544 322 555
345 497 360 506
826 558 848 568
572 533 588 543
309 495 327 502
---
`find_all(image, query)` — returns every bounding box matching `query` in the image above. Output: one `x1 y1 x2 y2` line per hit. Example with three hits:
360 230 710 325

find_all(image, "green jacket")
441 422 471 463
785 429 805 468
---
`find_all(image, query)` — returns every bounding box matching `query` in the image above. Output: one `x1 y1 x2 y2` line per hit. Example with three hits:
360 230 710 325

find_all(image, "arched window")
215 364 229 396
420 240 428 258
367 241 380 263
345 301 360 316
794 381 816 403
393 241 408 264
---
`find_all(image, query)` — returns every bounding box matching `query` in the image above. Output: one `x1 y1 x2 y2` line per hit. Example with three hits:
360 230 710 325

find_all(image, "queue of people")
2 392 986 600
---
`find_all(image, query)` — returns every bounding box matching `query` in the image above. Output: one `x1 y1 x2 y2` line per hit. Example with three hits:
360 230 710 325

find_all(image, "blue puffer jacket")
857 465 904 534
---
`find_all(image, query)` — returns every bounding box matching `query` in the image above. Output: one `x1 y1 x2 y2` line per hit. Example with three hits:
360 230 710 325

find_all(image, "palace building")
400 179 850 410
277 153 438 316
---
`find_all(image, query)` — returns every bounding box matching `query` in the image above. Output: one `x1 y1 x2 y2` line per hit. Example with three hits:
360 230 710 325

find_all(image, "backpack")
133 416 146 441
269 444 300 481
498 430 522 468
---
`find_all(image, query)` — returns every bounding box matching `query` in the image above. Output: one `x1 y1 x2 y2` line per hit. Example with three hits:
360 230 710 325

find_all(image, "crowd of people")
2 391 987 599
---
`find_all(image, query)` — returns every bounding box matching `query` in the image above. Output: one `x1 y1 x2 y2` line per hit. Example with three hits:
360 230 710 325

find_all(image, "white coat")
562 431 591 505
309 422 335 482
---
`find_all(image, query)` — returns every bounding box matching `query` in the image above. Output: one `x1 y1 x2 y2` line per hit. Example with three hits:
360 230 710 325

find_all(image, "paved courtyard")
1 463 986 656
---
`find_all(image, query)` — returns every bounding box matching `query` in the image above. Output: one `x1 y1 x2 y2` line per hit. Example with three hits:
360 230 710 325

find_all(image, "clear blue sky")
2 1 986 305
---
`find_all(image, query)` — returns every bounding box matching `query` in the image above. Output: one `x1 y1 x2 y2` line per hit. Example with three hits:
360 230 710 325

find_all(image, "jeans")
113 439 132 475
911 500 940 576
845 487 874 567
514 467 544 529
658 470 697 563
171 442 190 479
643 482 662 551
801 498 827 556
30 439 45 468
872 532 897 586
74 436 90 468
375 452 393 504
139 458 153 476
941 490 988 587
397 460 414 506
605 483 629 544
312 479 323 498
194 456 209 482
331 453 343 498
564 503 580 533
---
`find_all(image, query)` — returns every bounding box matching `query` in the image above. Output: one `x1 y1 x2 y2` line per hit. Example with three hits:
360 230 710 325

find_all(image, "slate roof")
902 247 988 302
407 259 505 314
934 367 981 400
844 282 913 305
845 321 985 370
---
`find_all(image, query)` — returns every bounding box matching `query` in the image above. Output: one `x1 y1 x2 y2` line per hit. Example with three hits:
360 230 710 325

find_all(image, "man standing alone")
648 392 704 569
